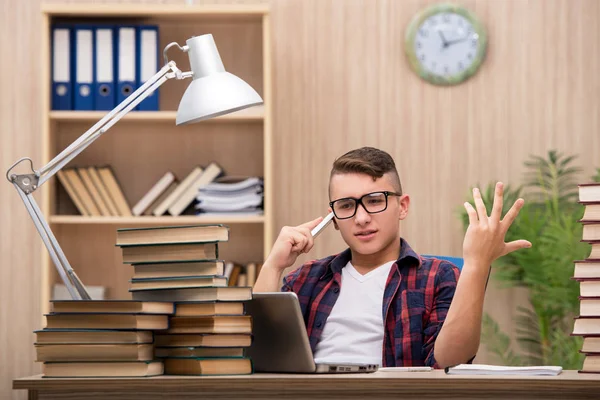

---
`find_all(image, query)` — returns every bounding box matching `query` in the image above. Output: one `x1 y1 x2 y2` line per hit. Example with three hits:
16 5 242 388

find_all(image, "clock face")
405 5 487 85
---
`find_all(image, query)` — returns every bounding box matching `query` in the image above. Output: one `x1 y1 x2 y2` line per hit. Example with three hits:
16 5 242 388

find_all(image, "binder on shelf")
94 26 115 111
136 25 159 111
51 25 72 110
116 26 137 105
73 25 95 110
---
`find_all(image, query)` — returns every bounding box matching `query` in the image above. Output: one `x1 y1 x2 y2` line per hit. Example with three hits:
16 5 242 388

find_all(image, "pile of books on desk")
573 183 600 374
116 224 253 375
35 300 173 377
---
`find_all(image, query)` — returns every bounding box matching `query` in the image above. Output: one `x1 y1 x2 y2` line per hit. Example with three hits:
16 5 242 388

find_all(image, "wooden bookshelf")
40 4 273 311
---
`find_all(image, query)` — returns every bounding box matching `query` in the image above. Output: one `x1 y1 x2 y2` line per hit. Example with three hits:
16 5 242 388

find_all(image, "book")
445 364 562 376
116 224 229 246
56 169 89 216
129 276 228 291
580 202 600 222
574 260 600 279
576 278 600 297
166 315 252 334
163 357 252 375
77 167 111 216
174 302 245 317
152 166 203 216
132 171 177 216
145 180 178 215
168 162 223 216
581 337 600 353
35 343 154 362
580 353 600 373
131 286 252 302
579 183 600 203
582 222 600 242
121 242 218 264
50 300 174 315
34 329 153 345
42 360 163 377
97 166 132 216
132 260 225 279
87 166 119 216
580 297 600 317
154 334 252 348
45 313 169 330
155 347 245 358
65 168 101 216
573 317 600 335
586 242 600 259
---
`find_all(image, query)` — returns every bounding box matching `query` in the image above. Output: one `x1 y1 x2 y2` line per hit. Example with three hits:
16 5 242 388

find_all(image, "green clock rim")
405 3 488 86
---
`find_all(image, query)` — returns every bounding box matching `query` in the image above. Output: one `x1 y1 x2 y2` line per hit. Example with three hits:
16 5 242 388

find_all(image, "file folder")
136 25 160 111
116 26 137 105
51 25 72 110
73 25 95 110
94 26 115 110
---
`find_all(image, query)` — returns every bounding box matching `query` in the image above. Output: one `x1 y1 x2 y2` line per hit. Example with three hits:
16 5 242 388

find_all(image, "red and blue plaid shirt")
281 238 461 368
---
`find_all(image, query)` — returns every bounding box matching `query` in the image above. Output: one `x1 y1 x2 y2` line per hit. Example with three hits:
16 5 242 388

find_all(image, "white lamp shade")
176 34 263 125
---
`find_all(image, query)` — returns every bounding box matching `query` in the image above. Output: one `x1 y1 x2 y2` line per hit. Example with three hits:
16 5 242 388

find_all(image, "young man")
253 147 531 368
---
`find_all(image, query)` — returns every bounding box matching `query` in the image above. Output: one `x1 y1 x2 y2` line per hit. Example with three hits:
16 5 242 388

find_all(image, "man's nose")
354 202 371 224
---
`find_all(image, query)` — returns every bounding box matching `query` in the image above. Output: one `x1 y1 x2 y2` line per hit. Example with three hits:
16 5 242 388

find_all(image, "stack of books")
116 224 254 375
35 300 174 377
195 176 263 215
574 183 600 374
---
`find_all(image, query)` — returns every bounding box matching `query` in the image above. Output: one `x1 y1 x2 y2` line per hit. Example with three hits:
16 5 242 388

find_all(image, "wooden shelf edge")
49 215 265 225
49 105 265 123
41 3 270 17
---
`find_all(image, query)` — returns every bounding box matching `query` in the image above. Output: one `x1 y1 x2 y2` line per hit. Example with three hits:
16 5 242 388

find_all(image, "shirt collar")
320 237 421 280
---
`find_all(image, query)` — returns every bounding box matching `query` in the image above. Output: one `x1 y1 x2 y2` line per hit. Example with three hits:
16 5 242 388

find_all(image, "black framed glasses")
329 191 402 220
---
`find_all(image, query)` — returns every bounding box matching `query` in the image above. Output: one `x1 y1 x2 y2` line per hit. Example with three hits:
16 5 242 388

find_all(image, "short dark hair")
329 147 402 194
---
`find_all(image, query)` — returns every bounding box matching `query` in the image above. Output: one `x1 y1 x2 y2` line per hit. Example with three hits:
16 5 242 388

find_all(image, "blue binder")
136 25 160 111
94 26 115 110
116 26 137 105
72 25 95 110
51 25 72 110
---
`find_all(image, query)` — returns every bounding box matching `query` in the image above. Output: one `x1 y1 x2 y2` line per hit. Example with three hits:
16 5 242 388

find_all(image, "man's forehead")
329 173 396 199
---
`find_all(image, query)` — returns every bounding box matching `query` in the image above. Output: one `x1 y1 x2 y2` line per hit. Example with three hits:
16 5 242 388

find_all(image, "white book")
152 166 203 216
201 177 262 192
168 163 222 216
195 197 262 212
445 364 562 376
132 171 176 216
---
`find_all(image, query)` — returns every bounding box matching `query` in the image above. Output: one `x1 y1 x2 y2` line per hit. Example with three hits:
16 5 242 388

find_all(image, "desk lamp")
5 34 263 300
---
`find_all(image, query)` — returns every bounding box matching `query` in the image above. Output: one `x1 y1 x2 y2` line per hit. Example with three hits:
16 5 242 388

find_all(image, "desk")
13 370 600 400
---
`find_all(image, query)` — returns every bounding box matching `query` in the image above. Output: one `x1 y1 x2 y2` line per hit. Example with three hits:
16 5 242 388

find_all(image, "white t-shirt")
313 260 395 366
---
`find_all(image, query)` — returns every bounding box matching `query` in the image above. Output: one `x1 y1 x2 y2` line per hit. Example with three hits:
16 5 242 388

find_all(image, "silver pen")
311 212 335 238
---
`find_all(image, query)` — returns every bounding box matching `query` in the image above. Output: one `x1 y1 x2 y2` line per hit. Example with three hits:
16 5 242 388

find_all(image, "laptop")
245 292 379 374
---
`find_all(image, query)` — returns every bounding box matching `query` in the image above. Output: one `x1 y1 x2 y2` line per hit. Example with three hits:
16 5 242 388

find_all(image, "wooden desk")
13 370 600 400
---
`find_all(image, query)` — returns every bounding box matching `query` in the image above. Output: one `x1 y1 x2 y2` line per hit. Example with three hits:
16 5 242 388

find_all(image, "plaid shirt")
281 238 460 368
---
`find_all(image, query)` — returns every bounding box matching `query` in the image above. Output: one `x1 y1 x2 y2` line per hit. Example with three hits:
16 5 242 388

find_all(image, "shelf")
49 215 265 225
49 105 264 123
42 4 269 18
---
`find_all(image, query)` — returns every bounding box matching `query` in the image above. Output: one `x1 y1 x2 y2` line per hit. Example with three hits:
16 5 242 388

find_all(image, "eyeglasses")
329 191 402 220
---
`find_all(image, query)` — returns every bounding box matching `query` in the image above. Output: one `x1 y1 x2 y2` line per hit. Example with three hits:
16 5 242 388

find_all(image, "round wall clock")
405 3 487 85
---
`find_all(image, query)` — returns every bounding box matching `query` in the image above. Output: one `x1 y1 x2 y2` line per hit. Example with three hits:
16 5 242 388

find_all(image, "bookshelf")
40 4 273 311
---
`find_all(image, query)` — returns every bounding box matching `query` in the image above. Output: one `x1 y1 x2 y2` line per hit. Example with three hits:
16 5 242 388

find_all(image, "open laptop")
245 292 379 374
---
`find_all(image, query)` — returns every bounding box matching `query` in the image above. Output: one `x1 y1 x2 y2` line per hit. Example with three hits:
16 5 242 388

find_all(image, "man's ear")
398 194 410 220
328 207 340 230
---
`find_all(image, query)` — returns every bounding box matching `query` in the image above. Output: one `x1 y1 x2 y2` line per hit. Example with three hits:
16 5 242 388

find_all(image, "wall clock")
405 3 487 85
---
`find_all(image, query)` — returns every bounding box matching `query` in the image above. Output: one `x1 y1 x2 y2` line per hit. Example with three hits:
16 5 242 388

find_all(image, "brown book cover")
116 224 229 246
129 276 228 291
35 343 154 362
174 302 245 317
34 329 153 345
97 166 132 216
164 357 252 376
87 166 119 216
56 170 89 216
77 167 110 216
131 286 252 302
121 242 218 264
132 260 225 279
50 300 174 315
64 168 101 216
166 315 252 334
44 313 169 330
154 333 252 348
42 360 163 377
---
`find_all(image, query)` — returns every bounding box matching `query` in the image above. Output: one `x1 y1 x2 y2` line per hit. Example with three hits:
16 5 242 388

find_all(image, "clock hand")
438 30 449 48
445 35 470 47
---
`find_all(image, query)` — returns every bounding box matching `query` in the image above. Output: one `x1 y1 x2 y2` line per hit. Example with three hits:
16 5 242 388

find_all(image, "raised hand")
462 182 532 268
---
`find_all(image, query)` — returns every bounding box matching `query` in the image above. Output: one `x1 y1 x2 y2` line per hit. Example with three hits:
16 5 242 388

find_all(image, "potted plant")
459 150 597 369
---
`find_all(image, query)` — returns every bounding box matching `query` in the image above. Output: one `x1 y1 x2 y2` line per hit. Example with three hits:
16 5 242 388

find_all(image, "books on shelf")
56 166 131 217
574 183 600 373
195 176 264 215
132 171 177 216
35 299 175 378
115 224 255 375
